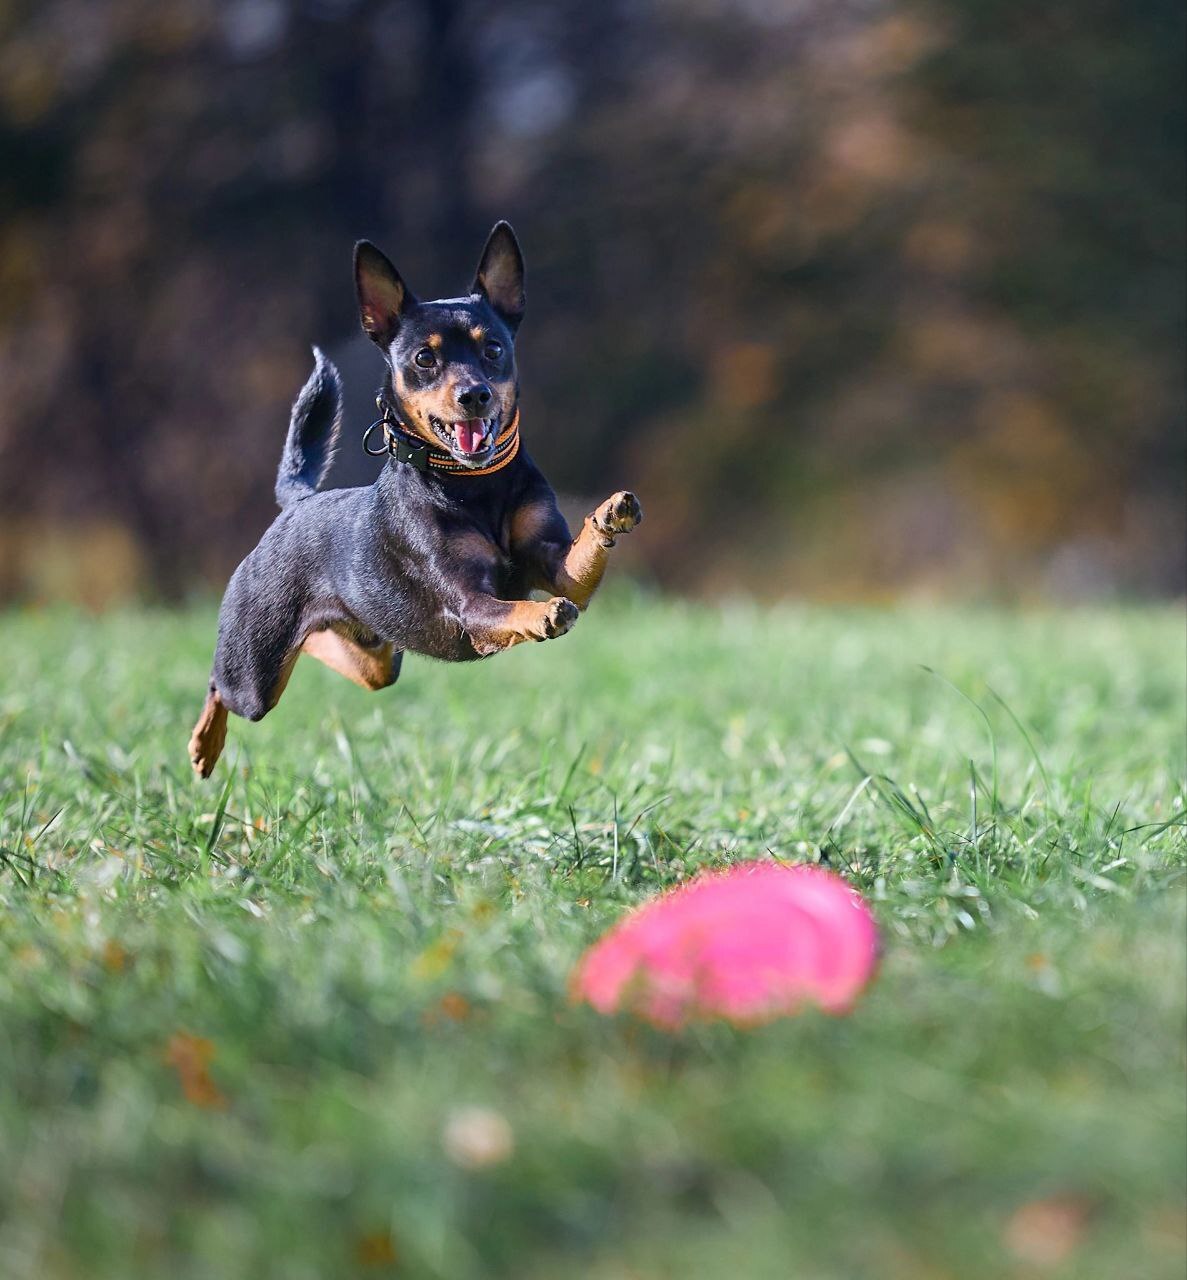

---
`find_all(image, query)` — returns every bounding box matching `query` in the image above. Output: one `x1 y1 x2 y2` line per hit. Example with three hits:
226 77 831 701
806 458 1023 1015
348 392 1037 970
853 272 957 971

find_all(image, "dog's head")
355 223 524 468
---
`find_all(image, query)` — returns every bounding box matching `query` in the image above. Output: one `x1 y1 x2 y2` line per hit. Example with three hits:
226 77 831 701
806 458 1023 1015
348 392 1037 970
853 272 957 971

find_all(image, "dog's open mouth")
429 414 498 462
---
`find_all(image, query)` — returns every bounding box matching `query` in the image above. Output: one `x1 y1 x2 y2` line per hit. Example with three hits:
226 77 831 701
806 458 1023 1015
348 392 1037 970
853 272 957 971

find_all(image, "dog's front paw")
592 491 642 545
539 596 579 640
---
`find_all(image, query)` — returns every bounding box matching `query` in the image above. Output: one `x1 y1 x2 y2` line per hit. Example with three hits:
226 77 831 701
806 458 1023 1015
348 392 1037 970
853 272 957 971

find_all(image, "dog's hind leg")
189 683 229 779
189 576 306 777
301 625 402 690
189 640 300 779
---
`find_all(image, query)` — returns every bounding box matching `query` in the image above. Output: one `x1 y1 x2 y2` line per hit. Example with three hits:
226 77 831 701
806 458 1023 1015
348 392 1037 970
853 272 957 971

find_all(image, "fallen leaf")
411 931 461 981
165 1032 228 1110
355 1231 398 1267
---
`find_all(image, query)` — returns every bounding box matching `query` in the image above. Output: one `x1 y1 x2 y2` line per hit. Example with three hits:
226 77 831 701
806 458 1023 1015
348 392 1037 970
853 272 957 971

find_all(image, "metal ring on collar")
361 419 390 456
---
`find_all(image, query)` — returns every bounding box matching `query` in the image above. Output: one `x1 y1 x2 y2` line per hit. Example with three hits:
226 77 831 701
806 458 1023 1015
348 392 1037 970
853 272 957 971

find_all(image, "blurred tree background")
0 0 1182 605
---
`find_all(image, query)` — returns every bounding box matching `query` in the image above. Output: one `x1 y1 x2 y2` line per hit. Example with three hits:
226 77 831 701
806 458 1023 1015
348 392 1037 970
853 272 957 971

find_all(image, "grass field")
0 595 1183 1279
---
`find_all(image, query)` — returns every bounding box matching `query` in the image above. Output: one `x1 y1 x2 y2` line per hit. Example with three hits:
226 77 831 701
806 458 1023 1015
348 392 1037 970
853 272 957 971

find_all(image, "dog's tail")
275 347 343 508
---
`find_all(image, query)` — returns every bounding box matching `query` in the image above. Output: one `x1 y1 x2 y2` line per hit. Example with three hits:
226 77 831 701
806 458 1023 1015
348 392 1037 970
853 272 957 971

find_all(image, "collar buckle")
391 434 429 472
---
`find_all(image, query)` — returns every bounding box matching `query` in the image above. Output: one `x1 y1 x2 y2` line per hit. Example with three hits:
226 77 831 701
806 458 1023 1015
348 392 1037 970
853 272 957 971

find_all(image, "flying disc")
572 861 878 1028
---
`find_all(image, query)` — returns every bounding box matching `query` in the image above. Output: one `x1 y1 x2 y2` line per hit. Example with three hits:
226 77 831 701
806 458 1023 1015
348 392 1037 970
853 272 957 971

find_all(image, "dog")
188 222 641 777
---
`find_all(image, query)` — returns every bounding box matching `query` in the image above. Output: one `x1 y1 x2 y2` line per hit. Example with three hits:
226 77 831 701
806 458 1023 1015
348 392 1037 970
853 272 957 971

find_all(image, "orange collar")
374 408 521 477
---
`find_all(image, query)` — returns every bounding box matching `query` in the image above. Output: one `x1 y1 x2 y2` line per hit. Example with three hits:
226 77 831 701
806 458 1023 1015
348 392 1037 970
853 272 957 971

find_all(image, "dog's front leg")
543 491 642 610
459 594 580 656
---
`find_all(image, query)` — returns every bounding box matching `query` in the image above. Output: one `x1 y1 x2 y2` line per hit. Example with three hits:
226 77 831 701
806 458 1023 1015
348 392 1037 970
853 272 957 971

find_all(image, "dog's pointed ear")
471 221 525 332
355 241 416 346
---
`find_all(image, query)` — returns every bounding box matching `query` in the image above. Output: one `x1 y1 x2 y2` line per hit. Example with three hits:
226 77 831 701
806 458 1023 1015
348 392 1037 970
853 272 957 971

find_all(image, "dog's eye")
483 341 503 362
413 348 436 369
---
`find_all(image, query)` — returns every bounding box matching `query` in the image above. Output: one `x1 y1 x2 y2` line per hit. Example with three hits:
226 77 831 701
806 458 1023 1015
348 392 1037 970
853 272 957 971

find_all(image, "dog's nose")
456 383 493 412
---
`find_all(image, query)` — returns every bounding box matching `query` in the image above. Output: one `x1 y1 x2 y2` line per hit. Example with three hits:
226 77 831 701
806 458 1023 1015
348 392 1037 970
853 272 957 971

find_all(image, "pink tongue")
456 421 481 453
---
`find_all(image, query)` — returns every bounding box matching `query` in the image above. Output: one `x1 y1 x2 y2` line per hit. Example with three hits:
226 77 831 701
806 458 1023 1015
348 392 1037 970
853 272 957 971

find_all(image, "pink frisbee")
572 862 878 1028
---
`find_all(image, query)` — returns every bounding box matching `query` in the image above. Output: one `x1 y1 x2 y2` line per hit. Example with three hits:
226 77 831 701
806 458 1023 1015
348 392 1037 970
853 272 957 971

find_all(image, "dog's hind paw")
592 491 642 545
189 745 217 780
188 689 228 779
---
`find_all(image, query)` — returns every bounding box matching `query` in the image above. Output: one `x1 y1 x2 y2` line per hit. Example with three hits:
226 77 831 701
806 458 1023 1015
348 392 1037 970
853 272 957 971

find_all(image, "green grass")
0 594 1184 1279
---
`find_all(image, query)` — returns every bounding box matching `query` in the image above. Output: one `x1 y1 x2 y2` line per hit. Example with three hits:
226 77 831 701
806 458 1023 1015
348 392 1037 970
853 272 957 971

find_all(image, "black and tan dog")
189 223 641 777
